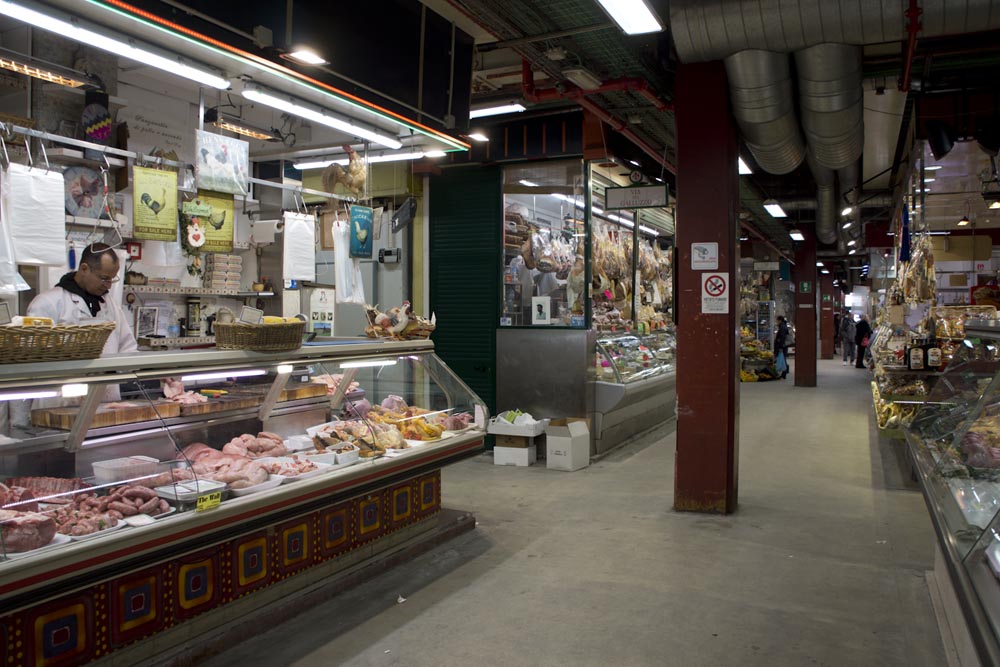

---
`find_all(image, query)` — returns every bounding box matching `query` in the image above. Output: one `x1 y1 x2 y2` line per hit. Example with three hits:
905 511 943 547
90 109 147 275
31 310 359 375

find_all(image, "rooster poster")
194 130 249 196
132 166 178 241
181 191 234 253
349 205 374 258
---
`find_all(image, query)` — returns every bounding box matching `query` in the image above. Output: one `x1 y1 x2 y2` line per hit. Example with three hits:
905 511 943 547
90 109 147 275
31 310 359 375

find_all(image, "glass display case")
903 320 1000 663
0 340 486 562
594 331 676 384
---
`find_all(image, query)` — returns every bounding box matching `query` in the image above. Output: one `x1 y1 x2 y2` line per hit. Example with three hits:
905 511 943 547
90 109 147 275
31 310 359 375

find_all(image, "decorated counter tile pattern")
0 471 441 667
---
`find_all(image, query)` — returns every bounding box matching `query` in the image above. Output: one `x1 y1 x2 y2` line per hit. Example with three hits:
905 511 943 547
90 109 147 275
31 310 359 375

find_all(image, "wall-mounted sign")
800 281 813 293
605 184 668 209
701 273 729 314
132 166 178 241
691 242 718 270
754 261 779 271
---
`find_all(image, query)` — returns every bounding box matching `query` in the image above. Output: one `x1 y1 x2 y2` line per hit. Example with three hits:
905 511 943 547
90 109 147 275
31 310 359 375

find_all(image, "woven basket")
0 322 116 363
214 321 305 352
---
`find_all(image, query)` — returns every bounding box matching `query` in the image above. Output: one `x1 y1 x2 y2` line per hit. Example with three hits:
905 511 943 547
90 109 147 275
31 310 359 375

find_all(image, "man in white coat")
28 242 137 358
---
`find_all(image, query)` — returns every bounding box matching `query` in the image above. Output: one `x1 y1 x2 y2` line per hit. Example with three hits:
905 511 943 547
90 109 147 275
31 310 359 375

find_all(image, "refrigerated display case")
0 340 486 666
592 331 676 454
903 320 1000 664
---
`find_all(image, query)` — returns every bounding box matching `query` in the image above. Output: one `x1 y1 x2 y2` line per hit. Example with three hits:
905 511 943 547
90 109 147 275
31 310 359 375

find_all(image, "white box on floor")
545 418 590 471
493 445 537 466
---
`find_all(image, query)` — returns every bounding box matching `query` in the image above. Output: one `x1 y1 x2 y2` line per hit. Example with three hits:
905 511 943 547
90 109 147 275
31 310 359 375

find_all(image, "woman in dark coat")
854 313 872 369
774 315 789 379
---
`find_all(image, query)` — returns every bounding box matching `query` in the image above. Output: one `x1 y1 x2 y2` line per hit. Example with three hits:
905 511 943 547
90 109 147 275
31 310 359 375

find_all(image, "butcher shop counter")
0 340 487 667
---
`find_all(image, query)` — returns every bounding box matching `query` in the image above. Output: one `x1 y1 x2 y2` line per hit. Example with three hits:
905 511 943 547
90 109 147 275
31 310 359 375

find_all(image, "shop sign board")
349 205 374 258
691 242 718 270
800 280 813 293
754 261 779 271
701 272 729 314
181 191 234 253
605 184 668 209
132 166 178 241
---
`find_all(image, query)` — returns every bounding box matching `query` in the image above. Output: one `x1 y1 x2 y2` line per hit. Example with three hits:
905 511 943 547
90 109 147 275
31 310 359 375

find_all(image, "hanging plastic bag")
282 211 316 282
775 350 788 374
333 218 366 305
3 162 67 266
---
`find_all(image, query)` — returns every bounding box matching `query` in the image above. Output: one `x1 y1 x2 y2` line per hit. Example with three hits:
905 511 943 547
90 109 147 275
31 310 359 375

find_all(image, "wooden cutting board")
179 395 262 416
31 401 182 430
224 383 328 402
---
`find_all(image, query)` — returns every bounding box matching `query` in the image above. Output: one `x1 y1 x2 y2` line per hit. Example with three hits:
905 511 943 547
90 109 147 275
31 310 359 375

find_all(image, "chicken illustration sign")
349 204 374 258
181 191 234 253
194 130 250 196
132 166 179 241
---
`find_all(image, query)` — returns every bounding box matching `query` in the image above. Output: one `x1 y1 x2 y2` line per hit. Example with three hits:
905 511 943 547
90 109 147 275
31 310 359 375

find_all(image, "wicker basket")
0 322 116 363
214 321 305 351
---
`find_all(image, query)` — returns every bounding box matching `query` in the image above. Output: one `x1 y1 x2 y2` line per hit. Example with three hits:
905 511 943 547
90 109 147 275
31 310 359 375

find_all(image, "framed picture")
348 205 374 258
531 297 551 325
135 306 158 338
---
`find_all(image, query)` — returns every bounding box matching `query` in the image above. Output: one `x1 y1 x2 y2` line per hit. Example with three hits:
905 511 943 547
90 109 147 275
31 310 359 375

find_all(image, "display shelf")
48 147 127 168
124 285 262 297
65 213 127 228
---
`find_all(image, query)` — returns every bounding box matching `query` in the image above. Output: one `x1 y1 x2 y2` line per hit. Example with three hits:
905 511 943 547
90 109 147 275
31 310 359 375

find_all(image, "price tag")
196 491 222 512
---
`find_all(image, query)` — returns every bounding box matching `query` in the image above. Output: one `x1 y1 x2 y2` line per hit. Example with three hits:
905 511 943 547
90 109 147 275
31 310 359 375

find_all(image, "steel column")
674 62 739 514
792 233 818 386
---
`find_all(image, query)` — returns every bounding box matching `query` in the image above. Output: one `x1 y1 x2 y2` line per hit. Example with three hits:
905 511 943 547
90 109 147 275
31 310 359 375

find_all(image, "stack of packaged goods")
203 254 243 291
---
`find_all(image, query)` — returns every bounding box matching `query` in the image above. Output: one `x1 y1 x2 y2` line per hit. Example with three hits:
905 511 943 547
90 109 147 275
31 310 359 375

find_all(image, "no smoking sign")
701 273 729 314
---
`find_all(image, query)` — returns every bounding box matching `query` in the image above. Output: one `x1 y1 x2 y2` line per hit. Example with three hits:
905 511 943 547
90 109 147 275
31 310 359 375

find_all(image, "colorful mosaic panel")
415 471 441 518
24 595 93 667
175 549 221 622
388 482 414 530
319 503 352 559
231 532 270 598
355 492 386 545
276 516 314 578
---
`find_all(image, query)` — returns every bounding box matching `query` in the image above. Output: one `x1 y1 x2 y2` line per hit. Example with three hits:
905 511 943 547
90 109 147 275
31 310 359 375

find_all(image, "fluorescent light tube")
842 221 853 229
639 225 658 236
243 88 402 149
816 262 824 267
763 200 787 218
339 359 398 369
925 165 942 170
0 1 230 89
923 178 935 183
562 67 604 90
738 157 752 175
958 216 970 226
821 269 830 274
294 151 424 170
519 179 539 187
181 369 267 382
0 390 58 401
789 231 805 241
468 132 489 142
276 364 294 374
61 383 89 398
596 0 663 34
928 231 952 235
990 201 1000 210
424 150 446 158
470 103 525 119
286 49 327 65
847 240 856 246
849 249 857 255
628 159 641 167
841 206 853 216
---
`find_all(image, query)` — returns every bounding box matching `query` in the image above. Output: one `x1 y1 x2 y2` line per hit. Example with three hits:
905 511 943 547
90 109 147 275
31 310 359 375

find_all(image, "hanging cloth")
333 218 366 304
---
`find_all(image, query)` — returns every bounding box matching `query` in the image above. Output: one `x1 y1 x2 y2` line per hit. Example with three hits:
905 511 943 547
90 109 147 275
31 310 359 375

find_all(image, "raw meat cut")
0 509 57 552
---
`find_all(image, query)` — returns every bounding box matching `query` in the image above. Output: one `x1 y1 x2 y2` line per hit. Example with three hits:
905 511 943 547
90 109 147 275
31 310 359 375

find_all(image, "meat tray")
228 476 283 497
155 479 227 504
68 520 127 542
2 533 71 559
255 457 333 484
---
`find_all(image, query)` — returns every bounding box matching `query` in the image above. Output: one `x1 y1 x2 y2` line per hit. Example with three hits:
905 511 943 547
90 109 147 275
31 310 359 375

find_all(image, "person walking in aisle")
854 312 872 369
834 312 841 354
840 310 856 365
774 315 790 379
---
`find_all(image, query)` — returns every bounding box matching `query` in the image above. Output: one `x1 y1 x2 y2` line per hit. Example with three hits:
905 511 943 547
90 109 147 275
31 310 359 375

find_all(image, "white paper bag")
3 163 67 266
333 218 366 304
282 211 316 282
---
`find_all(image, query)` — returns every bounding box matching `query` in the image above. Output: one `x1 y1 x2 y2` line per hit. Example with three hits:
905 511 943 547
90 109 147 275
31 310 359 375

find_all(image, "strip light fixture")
596 0 663 34
789 230 805 241
0 46 97 88
294 150 429 170
339 359 398 369
0 0 230 89
243 87 402 149
0 390 58 402
738 157 752 175
470 103 525 119
181 369 267 382
204 108 280 142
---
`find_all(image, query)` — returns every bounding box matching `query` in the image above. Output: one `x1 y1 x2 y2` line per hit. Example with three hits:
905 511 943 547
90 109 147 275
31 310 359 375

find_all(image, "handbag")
861 335 870 347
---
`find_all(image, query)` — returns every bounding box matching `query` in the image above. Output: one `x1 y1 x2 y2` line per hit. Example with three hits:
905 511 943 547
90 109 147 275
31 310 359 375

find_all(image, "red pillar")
792 232 818 386
674 61 739 514
819 275 835 359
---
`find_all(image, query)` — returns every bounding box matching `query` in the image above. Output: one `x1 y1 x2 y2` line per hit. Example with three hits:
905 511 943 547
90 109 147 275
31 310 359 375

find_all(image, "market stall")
0 340 486 666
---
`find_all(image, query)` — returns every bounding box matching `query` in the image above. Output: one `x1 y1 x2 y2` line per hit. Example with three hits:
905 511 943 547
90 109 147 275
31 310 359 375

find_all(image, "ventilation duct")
670 0 1000 63
724 50 805 175
796 44 864 171
807 152 838 245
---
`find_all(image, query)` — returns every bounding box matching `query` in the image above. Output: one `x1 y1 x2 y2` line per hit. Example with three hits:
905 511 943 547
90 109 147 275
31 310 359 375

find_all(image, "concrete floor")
203 359 946 667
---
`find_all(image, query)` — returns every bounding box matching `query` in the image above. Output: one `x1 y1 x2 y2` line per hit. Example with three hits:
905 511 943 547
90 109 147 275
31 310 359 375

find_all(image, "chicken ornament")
364 301 436 340
321 145 366 198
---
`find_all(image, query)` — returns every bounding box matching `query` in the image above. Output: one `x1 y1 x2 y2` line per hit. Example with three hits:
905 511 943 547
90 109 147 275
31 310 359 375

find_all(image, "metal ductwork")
670 0 1000 63
806 152 838 245
724 50 805 175
777 192 894 210
796 44 864 171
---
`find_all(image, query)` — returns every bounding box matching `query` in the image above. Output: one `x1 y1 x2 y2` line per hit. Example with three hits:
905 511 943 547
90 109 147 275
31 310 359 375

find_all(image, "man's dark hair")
80 243 118 269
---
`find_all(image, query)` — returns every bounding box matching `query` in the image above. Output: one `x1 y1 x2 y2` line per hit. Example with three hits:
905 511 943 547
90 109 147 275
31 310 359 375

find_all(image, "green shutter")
429 166 502 414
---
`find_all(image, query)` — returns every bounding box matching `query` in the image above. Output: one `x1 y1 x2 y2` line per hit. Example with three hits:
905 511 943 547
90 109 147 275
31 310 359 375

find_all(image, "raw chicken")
162 378 208 404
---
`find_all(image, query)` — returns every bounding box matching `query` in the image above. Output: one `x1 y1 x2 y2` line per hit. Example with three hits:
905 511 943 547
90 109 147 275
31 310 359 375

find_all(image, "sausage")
108 510 124 520
138 497 160 514
109 501 137 516
158 500 169 514
123 486 156 501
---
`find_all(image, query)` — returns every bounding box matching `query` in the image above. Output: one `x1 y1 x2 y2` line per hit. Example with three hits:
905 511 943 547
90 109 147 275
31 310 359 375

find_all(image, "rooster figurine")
373 301 411 335
321 145 366 198
207 209 227 230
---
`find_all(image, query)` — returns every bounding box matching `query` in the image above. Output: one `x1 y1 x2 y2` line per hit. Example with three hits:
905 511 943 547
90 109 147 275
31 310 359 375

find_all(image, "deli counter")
903 320 1000 665
0 340 486 666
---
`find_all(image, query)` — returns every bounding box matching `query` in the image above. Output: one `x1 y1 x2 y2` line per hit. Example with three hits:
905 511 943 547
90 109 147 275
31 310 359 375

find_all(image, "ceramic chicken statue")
373 301 411 335
321 145 366 198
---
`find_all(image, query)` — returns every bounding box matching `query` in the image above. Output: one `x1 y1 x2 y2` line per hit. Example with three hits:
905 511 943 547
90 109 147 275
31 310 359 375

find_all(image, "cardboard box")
545 418 590 472
494 445 536 466
496 434 531 448
487 417 548 437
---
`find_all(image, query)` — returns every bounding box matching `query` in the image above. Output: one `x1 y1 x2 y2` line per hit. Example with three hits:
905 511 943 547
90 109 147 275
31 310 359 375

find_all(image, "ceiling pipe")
900 0 923 91
724 50 805 175
522 60 676 173
520 61 673 111
741 219 795 264
776 193 894 210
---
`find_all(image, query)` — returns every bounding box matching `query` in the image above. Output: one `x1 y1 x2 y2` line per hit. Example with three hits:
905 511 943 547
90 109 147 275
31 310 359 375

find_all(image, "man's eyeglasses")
95 274 120 284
